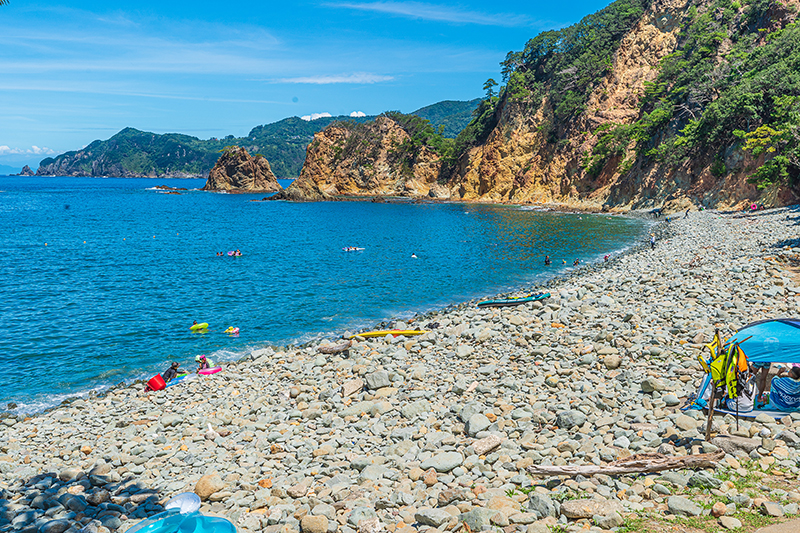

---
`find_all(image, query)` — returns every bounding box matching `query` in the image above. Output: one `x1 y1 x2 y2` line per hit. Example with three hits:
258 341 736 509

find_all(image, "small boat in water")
477 292 550 308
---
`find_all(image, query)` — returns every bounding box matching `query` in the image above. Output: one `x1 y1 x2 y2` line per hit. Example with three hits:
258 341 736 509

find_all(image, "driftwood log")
526 451 724 477
318 340 352 354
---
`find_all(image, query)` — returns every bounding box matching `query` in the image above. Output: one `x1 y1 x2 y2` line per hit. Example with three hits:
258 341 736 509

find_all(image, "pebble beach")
3 207 800 533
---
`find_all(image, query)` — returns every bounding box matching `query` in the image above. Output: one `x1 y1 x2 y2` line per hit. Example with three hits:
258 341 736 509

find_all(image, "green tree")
483 78 498 99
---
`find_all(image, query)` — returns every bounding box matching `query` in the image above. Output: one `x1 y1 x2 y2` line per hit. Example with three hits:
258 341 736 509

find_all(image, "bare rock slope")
202 147 282 193
277 116 449 201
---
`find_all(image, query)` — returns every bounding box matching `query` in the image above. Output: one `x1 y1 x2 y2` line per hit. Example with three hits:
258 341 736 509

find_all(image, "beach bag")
146 374 166 392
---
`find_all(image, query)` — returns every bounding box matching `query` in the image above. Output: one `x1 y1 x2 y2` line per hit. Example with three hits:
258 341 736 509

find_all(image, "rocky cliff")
276 115 450 201
449 0 800 210
290 0 800 210
202 146 282 192
17 165 34 176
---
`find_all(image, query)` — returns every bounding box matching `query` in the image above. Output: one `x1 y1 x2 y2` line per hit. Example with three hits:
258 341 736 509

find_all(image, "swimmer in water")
573 259 580 266
411 253 418 259
544 255 551 265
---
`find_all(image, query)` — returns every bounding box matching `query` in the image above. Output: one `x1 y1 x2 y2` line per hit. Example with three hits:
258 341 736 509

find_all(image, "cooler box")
147 374 166 391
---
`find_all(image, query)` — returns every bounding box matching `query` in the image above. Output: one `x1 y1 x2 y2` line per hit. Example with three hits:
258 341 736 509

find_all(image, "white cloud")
0 145 56 155
350 111 367 117
300 112 333 121
327 1 531 27
280 73 393 84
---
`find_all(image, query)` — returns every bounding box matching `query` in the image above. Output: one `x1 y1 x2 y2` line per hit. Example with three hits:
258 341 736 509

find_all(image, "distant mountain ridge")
410 99 482 138
35 99 480 178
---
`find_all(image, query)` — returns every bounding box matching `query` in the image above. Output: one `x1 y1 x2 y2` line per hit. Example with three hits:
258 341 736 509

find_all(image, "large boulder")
667 496 703 516
560 499 623 519
203 146 282 192
556 410 586 429
194 473 226 500
710 435 760 455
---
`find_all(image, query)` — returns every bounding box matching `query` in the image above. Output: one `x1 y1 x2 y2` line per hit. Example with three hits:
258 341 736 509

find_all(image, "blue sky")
0 0 612 170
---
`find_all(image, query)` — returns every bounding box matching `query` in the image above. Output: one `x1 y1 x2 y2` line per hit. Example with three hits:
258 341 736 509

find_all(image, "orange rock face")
203 146 282 193
279 116 449 201
450 0 799 210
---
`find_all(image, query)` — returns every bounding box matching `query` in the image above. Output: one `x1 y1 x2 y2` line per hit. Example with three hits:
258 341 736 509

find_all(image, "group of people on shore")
753 364 800 411
704 362 800 413
159 355 215 384
543 255 583 266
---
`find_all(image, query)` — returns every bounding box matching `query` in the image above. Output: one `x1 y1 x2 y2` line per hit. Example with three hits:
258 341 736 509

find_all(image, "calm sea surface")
0 176 650 412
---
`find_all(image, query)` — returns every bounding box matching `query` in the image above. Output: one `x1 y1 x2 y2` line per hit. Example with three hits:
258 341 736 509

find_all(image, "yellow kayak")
348 329 428 339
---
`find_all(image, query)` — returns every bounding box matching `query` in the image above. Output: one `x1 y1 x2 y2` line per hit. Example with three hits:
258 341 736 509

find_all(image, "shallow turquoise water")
0 176 650 412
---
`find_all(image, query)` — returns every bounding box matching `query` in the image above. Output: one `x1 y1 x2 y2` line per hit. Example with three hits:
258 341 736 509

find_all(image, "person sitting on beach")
162 362 181 383
767 366 800 411
196 355 213 371
604 254 609 262
544 255 551 265
754 362 773 403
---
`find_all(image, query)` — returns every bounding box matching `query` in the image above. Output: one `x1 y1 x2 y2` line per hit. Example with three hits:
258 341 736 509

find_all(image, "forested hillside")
410 99 481 137
447 0 800 208
36 99 480 179
36 117 375 178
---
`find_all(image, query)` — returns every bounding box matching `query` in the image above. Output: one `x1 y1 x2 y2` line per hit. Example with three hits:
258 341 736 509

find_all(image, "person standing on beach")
650 234 656 249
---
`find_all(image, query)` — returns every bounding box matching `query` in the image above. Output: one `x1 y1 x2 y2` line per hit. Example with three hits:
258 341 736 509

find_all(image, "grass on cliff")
477 0 800 192
580 0 800 189
327 111 456 178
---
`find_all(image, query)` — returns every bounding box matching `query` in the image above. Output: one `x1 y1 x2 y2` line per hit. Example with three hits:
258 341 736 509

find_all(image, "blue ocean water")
0 176 650 412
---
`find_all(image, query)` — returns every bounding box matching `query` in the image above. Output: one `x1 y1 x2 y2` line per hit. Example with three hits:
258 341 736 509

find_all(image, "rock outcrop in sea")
275 116 449 202
202 146 283 193
17 165 34 176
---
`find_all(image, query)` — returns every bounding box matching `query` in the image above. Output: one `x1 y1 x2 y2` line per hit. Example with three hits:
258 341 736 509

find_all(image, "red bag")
146 374 166 392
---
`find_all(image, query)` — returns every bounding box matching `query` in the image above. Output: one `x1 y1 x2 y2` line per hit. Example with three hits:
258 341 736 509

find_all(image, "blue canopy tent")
687 318 800 422
727 318 800 364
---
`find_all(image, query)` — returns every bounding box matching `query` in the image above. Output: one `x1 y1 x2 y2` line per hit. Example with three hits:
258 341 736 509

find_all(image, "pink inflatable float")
198 367 222 375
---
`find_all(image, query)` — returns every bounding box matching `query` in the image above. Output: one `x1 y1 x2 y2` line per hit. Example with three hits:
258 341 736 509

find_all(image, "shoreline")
0 208 655 418
4 208 798 533
3 175 675 214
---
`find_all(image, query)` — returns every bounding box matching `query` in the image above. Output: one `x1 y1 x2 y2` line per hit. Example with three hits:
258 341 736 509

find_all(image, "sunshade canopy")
728 318 800 364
